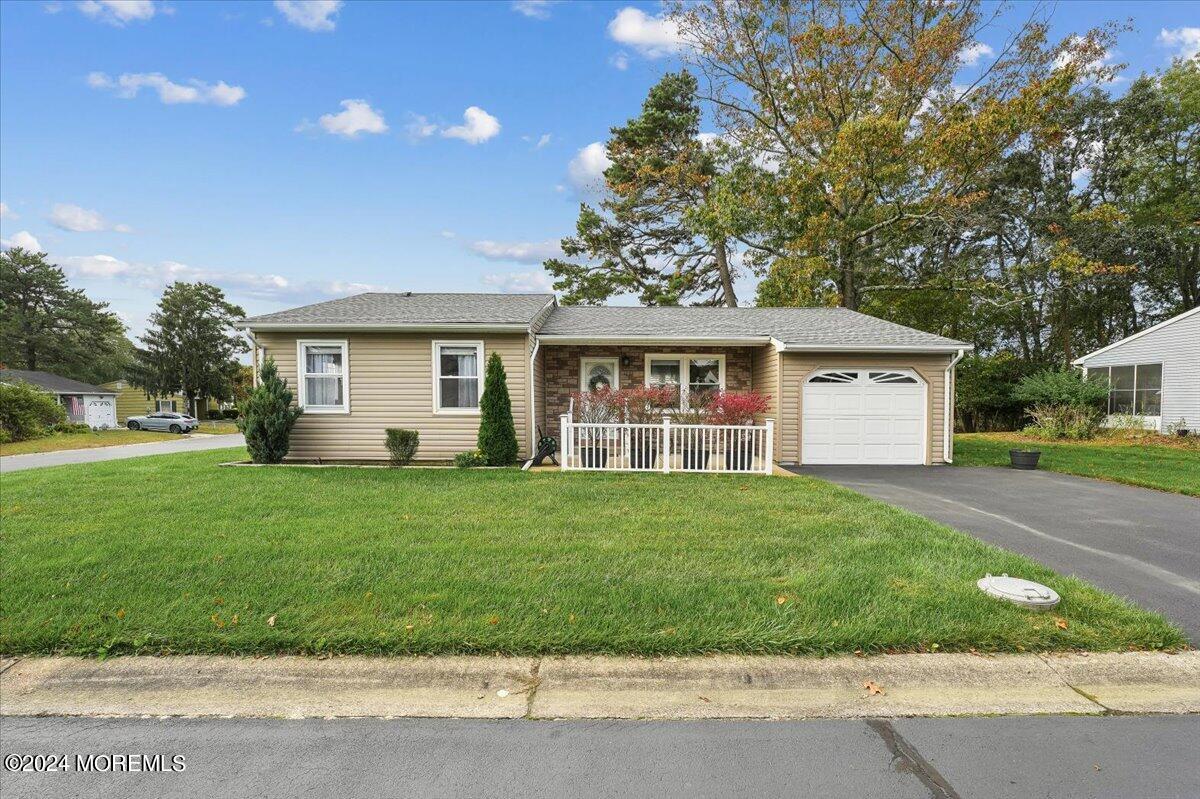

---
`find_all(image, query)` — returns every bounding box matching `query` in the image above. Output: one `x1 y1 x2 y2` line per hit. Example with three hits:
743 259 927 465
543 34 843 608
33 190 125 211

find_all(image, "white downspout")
943 347 966 463
528 336 540 455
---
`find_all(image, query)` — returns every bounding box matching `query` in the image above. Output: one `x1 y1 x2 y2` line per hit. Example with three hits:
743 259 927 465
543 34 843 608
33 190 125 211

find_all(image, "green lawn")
955 434 1200 497
0 448 1183 657
0 428 180 457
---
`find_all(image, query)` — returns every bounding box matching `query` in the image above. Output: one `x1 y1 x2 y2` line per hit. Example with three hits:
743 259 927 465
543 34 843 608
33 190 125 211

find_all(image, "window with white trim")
434 341 484 413
644 354 725 410
1086 363 1162 416
156 399 177 412
298 340 349 413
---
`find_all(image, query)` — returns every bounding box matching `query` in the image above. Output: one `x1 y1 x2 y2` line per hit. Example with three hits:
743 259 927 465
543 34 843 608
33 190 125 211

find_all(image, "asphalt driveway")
793 465 1200 642
0 433 245 474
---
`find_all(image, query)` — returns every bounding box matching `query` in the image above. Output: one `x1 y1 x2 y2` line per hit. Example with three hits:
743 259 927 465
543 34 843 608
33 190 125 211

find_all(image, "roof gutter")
535 335 773 346
236 322 532 333
943 347 967 464
776 343 975 354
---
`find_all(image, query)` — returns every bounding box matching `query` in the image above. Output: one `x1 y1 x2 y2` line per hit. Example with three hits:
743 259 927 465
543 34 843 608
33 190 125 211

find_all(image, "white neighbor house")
1073 307 1200 434
0 369 119 429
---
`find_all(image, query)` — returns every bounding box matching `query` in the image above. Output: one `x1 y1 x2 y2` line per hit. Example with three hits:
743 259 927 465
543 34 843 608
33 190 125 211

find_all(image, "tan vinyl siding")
749 345 782 455
779 352 954 465
255 331 530 461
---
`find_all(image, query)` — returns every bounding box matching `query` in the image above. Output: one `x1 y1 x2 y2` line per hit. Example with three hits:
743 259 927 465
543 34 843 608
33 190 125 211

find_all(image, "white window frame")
296 339 350 414
643 353 726 411
432 340 485 415
579 357 620 392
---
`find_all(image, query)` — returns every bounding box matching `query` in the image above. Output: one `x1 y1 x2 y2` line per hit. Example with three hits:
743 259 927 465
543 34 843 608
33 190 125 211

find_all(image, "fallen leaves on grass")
1055 617 1069 630
488 615 500 625
775 595 789 606
266 614 277 628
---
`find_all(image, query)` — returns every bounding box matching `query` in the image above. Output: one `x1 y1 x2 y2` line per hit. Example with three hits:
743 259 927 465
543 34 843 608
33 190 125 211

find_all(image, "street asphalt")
1 715 1196 798
795 465 1200 642
0 433 245 473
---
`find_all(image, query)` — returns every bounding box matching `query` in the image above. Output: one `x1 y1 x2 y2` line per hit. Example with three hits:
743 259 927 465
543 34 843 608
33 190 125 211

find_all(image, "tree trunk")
713 240 738 307
838 241 857 310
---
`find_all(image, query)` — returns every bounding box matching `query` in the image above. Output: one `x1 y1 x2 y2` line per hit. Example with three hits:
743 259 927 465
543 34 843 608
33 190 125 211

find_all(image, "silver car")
126 412 198 434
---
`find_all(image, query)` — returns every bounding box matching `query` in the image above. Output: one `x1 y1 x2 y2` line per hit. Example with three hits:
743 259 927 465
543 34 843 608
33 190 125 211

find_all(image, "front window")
434 341 483 413
1087 363 1162 416
156 399 177 413
645 354 724 410
298 340 349 413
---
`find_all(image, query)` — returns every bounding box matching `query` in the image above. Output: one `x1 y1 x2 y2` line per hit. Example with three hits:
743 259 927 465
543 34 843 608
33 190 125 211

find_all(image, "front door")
580 358 619 392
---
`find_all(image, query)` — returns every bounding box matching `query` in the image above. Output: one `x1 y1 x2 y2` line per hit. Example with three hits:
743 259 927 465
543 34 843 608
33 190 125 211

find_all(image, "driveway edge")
1 652 1195 720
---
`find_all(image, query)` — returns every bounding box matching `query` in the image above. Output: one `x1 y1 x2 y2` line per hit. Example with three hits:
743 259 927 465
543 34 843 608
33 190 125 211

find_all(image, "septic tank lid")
977 573 1060 610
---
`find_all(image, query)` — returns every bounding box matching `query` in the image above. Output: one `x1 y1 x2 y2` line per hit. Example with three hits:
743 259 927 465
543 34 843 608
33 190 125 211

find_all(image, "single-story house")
1073 306 1199 434
237 293 971 468
0 369 118 429
101 380 191 422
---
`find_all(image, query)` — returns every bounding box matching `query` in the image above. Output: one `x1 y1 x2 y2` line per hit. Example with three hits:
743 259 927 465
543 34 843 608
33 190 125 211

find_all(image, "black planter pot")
1009 449 1041 470
725 441 758 471
629 445 658 469
1177 429 1190 438
579 447 609 469
682 448 710 470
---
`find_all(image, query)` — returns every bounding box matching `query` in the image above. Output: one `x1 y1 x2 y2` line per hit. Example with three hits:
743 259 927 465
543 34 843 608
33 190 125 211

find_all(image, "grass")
0 448 1184 658
191 419 240 435
0 428 180 457
955 433 1200 497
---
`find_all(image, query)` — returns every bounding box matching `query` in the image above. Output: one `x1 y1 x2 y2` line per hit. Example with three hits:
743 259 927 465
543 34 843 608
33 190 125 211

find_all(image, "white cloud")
609 51 630 71
1 231 43 252
274 0 342 32
511 1 554 20
316 99 388 138
567 141 612 194
469 239 563 264
88 71 246 106
482 270 555 292
48 203 131 233
77 0 156 25
43 1 64 13
439 230 457 239
0 202 15 219
442 106 501 144
607 7 683 58
58 253 388 303
1158 27 1200 60
405 114 438 141
523 133 552 149
957 42 994 67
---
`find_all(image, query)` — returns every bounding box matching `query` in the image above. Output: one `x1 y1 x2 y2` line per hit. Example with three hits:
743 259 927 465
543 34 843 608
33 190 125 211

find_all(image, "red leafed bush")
705 390 771 426
621 384 679 423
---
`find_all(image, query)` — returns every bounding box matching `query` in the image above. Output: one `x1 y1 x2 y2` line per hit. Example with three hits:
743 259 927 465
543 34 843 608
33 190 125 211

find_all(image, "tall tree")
135 282 248 415
676 0 1118 309
545 71 744 306
0 247 128 381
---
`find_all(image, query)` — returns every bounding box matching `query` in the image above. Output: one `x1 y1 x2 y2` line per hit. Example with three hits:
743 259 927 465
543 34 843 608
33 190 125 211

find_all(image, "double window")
644 354 725 409
1087 363 1162 416
297 340 349 413
434 341 484 413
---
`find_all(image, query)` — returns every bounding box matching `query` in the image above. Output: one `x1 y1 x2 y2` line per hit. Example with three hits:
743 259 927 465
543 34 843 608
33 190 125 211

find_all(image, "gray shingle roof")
0 369 115 395
539 306 970 349
241 292 555 327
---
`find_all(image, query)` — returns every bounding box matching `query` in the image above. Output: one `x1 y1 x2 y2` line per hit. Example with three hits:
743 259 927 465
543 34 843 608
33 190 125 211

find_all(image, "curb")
1 652 1196 720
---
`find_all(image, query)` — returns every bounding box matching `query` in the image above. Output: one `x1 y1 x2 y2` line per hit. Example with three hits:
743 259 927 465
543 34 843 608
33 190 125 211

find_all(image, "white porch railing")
560 415 774 475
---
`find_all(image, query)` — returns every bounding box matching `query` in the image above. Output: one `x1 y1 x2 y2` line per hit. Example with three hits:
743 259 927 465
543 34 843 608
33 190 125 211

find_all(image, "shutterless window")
645 355 724 410
436 344 481 410
1088 364 1162 416
301 343 346 410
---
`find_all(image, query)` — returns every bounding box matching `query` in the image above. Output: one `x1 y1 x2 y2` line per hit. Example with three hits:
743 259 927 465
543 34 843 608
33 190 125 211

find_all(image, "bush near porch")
0 448 1183 657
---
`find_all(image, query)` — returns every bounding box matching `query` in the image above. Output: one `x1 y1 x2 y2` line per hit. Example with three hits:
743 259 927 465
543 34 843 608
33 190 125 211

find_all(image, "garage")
801 369 926 465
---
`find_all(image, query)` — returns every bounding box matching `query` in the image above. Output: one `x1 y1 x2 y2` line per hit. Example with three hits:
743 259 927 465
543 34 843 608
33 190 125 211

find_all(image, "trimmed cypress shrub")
237 356 303 464
385 428 420 466
476 351 518 466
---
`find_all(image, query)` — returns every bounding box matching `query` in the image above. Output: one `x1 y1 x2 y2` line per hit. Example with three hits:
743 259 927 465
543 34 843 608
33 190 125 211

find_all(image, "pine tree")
476 352 518 465
238 357 303 464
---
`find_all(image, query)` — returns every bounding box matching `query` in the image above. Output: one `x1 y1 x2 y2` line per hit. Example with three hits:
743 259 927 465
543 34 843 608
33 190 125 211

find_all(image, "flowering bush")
621 384 678 423
705 390 771 426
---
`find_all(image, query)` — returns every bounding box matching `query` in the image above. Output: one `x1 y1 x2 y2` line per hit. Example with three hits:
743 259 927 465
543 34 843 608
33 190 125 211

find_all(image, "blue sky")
1 1 1197 338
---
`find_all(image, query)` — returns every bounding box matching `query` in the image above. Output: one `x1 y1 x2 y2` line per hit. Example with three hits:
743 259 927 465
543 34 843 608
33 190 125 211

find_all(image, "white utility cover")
802 370 925 465
977 573 1061 611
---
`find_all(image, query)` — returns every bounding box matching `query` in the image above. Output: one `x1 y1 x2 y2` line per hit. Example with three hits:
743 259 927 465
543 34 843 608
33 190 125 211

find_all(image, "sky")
1 0 1198 340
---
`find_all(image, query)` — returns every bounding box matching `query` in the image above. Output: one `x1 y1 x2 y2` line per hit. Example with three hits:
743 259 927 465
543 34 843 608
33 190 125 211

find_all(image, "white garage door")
802 370 926 465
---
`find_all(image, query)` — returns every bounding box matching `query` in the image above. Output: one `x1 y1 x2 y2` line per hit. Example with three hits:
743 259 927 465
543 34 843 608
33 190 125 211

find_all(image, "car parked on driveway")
126 412 198 434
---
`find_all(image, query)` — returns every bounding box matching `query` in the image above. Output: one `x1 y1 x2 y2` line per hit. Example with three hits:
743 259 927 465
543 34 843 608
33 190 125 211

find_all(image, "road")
797 465 1200 641
0 434 245 473
0 715 1196 798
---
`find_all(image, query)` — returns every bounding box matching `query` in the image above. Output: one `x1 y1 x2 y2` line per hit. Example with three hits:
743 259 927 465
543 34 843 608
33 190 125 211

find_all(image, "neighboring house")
101 380 189 423
237 293 971 467
1073 306 1200 434
0 369 118 429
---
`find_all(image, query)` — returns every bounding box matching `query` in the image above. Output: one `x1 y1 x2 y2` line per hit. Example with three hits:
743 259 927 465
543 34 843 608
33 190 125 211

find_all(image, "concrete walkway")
2 652 1196 720
0 433 245 473
796 465 1200 642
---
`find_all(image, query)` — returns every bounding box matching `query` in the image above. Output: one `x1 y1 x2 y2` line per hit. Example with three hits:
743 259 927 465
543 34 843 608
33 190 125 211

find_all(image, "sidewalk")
2 651 1196 719
0 433 244 473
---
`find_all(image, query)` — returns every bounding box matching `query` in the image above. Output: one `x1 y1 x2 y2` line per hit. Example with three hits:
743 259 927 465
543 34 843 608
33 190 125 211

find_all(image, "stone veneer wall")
541 345 753 428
